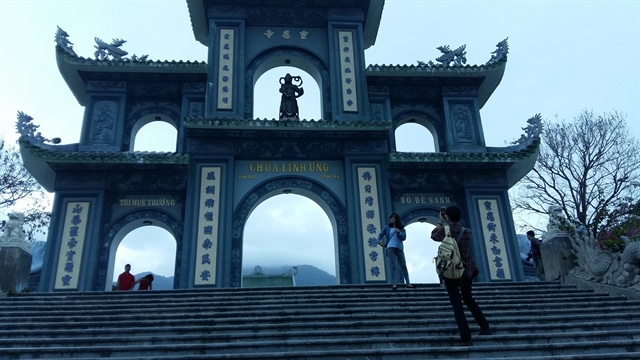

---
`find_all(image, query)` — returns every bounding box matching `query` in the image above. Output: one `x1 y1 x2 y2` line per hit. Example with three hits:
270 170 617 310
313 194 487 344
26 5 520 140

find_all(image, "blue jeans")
387 247 410 284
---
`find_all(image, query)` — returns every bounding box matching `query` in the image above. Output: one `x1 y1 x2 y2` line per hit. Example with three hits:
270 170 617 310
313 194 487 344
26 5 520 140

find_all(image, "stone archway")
96 209 183 290
230 177 349 287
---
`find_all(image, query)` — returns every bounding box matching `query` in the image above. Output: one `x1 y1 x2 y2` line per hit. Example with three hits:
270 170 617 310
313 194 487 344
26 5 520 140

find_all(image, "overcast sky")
1 1 638 284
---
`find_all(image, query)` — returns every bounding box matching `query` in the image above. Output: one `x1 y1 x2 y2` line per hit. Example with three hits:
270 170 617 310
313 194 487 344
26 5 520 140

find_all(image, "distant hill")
243 264 337 286
112 265 336 290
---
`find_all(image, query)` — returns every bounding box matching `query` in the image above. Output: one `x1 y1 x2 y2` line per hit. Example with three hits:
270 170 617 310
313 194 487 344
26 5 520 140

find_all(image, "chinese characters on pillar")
338 31 358 112
358 167 386 281
55 202 90 289
217 29 234 110
194 167 222 285
477 199 512 280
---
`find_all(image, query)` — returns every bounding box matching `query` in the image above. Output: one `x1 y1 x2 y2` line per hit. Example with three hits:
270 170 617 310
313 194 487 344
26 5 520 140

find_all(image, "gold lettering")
322 163 330 172
315 162 323 172
256 163 263 172
300 163 306 172
249 163 256 172
273 163 279 172
292 163 299 172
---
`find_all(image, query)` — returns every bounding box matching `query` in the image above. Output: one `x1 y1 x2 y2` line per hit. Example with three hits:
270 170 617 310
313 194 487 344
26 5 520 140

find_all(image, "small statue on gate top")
279 73 304 120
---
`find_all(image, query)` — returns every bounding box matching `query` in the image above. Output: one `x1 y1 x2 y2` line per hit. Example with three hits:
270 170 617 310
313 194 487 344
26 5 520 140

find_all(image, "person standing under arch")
115 264 135 291
378 213 413 290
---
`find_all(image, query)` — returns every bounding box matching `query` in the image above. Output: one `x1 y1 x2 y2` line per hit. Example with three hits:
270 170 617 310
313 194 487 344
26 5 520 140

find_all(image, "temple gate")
17 0 541 291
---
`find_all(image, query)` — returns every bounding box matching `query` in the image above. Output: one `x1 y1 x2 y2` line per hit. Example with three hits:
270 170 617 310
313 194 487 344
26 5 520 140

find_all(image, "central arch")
231 176 349 287
245 47 332 120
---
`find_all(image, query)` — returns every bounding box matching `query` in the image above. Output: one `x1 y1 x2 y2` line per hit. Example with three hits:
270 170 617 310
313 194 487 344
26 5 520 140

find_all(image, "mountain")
242 264 337 286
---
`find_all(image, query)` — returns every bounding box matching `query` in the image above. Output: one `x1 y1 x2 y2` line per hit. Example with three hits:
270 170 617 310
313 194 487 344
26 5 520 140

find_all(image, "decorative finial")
55 26 76 56
15 111 61 144
486 37 509 65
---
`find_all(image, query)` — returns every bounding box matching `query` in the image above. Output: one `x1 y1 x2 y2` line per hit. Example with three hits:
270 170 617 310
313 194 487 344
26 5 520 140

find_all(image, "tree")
511 110 640 237
0 138 51 241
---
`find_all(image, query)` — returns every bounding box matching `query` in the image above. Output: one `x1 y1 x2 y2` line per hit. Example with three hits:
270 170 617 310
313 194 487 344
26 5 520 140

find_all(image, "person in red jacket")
115 264 135 290
134 274 154 290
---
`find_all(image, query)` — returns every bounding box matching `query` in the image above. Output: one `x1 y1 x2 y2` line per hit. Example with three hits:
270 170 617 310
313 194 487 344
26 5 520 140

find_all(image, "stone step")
2 338 640 359
2 302 639 331
2 282 639 359
0 290 625 312
1 296 636 322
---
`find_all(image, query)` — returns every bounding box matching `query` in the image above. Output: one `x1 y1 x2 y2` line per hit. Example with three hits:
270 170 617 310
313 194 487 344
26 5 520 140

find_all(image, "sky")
1 0 638 285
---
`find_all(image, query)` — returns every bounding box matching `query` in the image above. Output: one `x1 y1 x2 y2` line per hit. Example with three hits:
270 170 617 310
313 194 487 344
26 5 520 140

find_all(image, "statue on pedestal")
0 211 30 253
279 73 304 121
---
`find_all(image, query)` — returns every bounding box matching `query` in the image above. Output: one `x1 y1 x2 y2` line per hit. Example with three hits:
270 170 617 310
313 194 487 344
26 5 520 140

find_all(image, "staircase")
1 282 640 359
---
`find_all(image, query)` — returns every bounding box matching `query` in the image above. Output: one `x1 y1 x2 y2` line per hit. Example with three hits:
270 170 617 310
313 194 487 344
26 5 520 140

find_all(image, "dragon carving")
54 26 76 56
553 208 640 291
435 44 467 66
486 38 509 65
94 37 128 60
15 111 60 144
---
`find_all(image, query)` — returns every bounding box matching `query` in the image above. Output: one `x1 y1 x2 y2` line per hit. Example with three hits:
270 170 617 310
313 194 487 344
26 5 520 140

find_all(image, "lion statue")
547 205 566 233
1 211 25 241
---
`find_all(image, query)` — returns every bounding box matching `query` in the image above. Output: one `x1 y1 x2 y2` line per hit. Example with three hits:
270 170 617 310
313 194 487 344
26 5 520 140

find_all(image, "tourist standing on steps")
134 274 154 290
115 264 135 291
431 205 492 346
525 230 546 281
377 213 413 290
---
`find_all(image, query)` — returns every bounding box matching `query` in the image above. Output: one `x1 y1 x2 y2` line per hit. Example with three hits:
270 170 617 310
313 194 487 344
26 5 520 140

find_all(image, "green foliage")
595 216 640 252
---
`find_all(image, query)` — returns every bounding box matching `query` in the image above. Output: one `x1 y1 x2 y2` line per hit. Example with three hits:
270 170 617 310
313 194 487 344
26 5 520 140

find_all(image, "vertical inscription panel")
338 30 358 112
54 202 90 290
357 167 386 281
194 167 222 285
217 29 234 110
477 199 512 280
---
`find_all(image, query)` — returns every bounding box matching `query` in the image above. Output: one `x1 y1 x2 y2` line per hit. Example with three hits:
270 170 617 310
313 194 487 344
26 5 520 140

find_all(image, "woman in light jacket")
378 213 413 290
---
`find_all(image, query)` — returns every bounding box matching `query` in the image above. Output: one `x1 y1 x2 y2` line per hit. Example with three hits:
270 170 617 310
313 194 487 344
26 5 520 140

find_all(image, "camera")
440 208 446 217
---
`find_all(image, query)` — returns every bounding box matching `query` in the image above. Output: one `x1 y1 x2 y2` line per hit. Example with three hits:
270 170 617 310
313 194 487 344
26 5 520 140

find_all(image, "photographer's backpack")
434 226 466 279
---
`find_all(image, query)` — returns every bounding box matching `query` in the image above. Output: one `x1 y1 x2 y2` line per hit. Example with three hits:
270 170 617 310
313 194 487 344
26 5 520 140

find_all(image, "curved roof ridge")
20 140 188 162
56 47 207 66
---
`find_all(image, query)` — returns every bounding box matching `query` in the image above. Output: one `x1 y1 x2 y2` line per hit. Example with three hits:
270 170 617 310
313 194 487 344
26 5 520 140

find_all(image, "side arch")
96 209 184 290
393 109 444 152
124 104 182 150
245 47 332 120
230 176 349 287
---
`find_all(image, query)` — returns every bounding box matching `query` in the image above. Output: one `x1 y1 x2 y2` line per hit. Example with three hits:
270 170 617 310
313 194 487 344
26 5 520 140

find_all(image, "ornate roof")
366 38 509 107
18 138 188 192
54 27 207 106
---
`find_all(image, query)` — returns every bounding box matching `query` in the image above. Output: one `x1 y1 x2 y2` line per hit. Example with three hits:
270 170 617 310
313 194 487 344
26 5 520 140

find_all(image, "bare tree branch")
511 110 640 237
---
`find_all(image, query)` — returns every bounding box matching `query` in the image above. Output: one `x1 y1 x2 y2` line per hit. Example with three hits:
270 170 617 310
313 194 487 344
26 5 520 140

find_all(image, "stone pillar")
540 232 575 281
0 212 32 293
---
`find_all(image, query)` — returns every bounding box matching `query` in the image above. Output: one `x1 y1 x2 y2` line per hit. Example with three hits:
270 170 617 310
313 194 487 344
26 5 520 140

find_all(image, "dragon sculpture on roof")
94 37 128 60
15 111 60 145
435 44 467 66
55 26 76 56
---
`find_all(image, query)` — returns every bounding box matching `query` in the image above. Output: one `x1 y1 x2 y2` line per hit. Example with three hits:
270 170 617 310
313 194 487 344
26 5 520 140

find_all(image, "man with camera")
431 205 492 346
